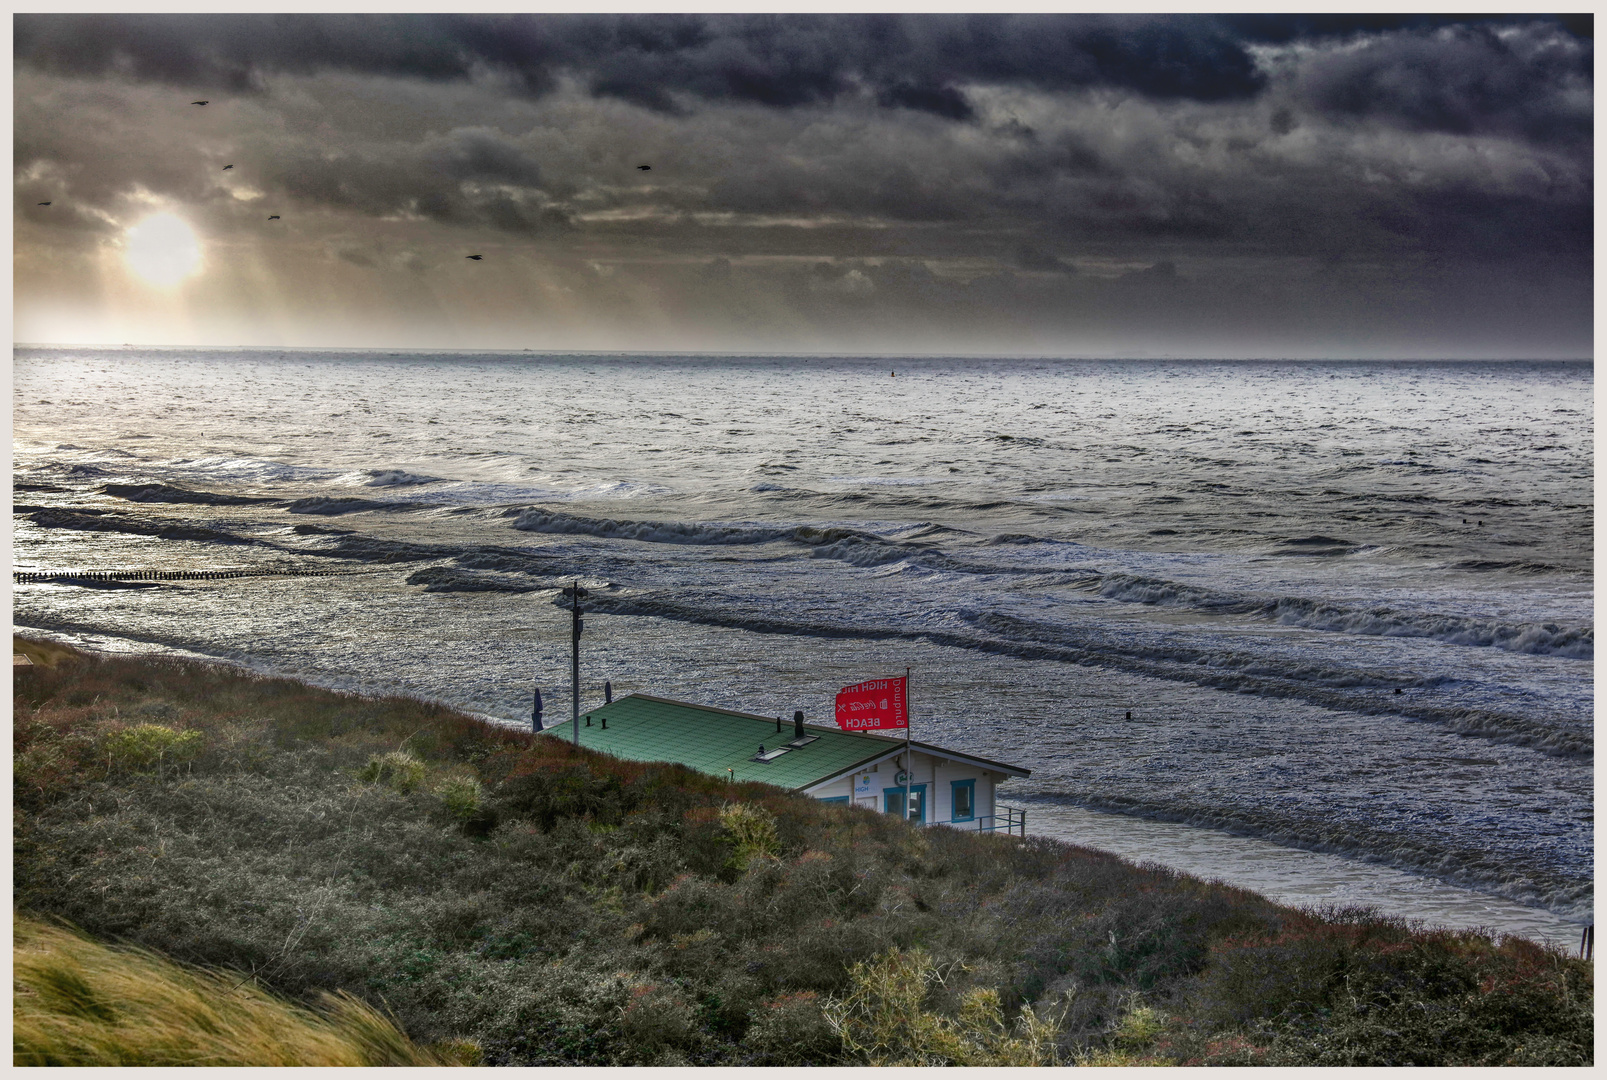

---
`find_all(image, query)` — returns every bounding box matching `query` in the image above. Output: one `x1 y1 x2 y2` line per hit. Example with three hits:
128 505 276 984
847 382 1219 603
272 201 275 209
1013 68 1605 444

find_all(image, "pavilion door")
882 784 927 825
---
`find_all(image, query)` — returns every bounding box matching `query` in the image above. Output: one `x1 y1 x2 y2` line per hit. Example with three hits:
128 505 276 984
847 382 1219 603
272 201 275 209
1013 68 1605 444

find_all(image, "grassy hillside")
12 638 1592 1066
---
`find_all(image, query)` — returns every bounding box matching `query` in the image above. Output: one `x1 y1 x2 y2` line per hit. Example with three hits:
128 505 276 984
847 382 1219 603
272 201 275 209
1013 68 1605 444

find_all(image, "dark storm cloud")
15 14 1588 142
1286 22 1592 142
267 127 566 234
13 14 552 94
15 14 1269 118
1224 13 1590 45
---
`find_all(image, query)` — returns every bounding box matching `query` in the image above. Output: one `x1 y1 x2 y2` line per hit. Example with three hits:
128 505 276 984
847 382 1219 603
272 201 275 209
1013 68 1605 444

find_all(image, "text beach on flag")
834 677 907 731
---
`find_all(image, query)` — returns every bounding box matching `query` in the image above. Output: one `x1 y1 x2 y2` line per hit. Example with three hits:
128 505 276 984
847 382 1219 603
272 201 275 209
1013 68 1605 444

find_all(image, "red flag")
835 677 907 732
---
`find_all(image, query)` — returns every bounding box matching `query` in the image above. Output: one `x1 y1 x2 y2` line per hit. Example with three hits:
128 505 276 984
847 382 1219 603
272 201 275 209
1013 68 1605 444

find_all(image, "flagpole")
904 665 912 823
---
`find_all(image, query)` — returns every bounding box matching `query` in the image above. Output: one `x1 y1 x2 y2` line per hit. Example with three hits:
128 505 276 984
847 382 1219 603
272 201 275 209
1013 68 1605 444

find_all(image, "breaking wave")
511 507 899 551
100 482 279 506
285 497 408 516
513 507 792 544
22 508 254 545
405 567 541 593
1090 573 1592 659
362 469 443 487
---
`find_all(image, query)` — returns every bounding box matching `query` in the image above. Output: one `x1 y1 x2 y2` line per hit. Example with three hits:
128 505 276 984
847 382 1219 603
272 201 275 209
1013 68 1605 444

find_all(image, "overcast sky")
12 13 1593 357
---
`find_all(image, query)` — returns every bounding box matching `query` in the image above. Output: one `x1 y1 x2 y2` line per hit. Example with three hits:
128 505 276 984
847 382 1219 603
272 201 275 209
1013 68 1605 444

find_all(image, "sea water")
11 350 1593 944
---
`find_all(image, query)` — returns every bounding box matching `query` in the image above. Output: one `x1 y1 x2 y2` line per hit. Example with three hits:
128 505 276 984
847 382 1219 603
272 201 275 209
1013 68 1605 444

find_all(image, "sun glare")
124 212 203 287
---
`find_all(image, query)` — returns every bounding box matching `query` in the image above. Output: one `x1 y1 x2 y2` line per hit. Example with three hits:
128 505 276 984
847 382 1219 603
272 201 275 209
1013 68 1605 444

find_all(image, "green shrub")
617 983 699 1062
823 947 1063 1065
1075 999 1173 1065
741 991 841 1064
436 775 485 823
358 751 427 794
720 802 780 870
103 725 203 775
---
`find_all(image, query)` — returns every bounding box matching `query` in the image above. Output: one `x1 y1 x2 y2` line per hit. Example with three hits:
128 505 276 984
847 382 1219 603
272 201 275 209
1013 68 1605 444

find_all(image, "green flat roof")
538 693 1028 789
540 693 901 790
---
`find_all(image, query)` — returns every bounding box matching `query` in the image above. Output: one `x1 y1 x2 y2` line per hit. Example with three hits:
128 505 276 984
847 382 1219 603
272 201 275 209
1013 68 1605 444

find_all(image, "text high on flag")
834 676 908 731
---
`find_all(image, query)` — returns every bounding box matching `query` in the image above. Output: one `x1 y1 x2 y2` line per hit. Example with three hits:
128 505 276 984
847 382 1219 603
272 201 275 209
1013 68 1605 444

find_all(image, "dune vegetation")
12 637 1593 1066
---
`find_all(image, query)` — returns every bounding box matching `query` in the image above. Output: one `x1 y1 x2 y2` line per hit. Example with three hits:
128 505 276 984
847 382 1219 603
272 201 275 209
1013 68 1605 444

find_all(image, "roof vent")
751 744 792 762
784 709 818 748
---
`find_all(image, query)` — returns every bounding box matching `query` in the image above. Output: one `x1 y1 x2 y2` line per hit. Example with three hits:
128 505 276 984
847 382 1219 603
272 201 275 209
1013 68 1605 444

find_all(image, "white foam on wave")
160 455 343 484
511 508 905 553
561 480 675 499
808 536 926 567
361 469 444 487
1092 573 1594 659
824 476 940 485
1267 599 1594 658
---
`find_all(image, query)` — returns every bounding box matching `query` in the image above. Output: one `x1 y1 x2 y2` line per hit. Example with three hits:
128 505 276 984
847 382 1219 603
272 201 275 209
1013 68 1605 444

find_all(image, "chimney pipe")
604 680 612 703
775 716 782 733
793 710 805 738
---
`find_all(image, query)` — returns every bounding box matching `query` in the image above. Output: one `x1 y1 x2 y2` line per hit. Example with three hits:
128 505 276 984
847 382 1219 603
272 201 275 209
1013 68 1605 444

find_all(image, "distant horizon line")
12 343 1593 363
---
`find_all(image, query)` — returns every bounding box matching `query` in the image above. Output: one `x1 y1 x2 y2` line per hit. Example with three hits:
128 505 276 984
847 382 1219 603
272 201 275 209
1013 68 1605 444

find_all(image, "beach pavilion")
541 693 1030 835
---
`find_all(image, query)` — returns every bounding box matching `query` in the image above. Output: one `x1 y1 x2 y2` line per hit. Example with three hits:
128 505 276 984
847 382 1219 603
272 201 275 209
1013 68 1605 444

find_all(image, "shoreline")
1022 802 1588 949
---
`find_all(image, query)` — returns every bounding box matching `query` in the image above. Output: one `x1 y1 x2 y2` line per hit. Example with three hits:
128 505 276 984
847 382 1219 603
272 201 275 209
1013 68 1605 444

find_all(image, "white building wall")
911 751 998 827
808 776 853 801
803 751 1017 831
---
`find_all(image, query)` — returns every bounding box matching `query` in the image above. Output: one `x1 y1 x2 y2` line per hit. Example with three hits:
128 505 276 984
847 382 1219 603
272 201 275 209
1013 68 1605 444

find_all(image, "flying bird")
637 164 651 171
191 100 208 106
222 164 233 171
268 215 280 220
37 201 50 206
465 255 483 260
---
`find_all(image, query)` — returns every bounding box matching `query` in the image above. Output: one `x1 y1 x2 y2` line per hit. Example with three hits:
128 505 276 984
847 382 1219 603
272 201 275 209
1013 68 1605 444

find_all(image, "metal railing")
935 804 1026 837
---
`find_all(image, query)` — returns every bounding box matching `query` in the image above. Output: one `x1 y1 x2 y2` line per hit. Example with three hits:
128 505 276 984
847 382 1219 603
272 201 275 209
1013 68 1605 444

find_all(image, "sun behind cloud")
123 212 202 287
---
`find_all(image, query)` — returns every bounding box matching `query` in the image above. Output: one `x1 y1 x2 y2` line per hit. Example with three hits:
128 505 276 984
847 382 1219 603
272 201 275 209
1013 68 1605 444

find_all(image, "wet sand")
1024 801 1588 949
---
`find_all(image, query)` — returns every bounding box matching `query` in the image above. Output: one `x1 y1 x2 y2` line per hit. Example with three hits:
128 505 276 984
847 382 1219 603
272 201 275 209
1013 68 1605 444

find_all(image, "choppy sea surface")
11 349 1593 942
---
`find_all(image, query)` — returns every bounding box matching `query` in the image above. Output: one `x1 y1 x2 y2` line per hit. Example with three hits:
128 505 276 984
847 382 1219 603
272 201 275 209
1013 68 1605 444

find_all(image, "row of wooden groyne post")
13 569 348 583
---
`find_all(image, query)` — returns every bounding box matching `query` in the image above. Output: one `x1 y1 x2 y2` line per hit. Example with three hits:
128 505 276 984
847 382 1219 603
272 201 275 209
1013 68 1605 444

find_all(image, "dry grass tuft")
13 913 454 1066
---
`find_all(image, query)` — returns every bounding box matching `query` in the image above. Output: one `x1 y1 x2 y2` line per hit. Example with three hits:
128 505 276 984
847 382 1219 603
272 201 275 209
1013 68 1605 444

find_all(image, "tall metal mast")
904 665 913 822
569 581 587 745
